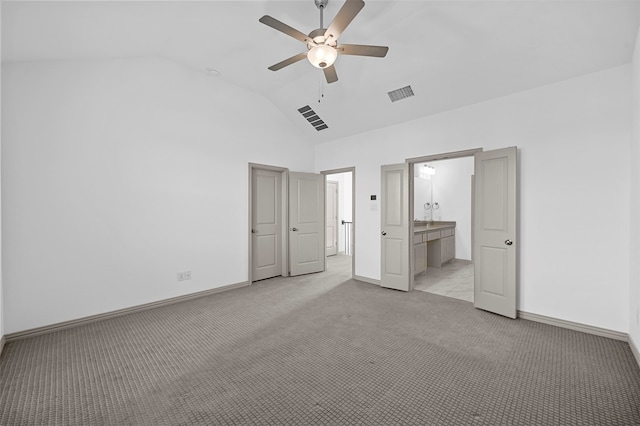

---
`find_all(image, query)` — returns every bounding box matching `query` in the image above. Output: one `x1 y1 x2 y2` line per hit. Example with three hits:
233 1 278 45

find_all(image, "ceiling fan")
259 0 389 84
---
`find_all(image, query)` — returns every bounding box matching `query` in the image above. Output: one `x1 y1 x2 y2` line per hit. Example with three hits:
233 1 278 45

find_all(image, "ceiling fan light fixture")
307 44 337 69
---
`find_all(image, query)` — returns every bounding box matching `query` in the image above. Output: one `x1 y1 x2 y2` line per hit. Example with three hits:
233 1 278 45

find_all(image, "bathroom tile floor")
414 259 474 302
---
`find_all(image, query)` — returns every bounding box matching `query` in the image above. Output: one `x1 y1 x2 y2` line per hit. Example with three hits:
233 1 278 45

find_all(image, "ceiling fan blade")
259 15 314 45
268 52 308 71
323 65 338 84
324 0 365 42
337 44 389 58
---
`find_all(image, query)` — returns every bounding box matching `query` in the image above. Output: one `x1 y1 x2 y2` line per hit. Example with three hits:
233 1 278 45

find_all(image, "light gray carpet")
2 256 640 425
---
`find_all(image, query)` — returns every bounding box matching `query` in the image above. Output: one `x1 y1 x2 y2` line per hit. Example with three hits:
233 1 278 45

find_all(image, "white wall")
629 24 640 350
316 65 631 333
0 2 4 345
1 57 315 334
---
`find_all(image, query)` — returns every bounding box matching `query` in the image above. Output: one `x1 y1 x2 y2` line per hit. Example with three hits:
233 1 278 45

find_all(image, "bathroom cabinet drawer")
413 234 424 245
442 228 454 237
426 231 441 241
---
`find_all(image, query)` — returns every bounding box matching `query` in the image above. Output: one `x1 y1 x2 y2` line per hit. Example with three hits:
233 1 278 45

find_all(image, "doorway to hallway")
322 168 355 279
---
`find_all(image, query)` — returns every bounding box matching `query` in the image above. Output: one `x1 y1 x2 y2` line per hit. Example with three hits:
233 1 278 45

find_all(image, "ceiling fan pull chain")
318 77 325 103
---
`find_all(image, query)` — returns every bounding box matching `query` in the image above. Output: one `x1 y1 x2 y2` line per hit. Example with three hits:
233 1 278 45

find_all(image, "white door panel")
252 169 282 281
381 164 410 291
290 172 325 276
473 147 517 318
298 233 320 263
255 235 277 267
384 238 404 275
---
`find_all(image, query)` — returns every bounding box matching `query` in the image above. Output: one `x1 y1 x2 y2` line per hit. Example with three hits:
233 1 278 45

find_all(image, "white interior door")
473 147 517 318
326 180 339 257
251 169 282 281
381 163 410 291
289 172 325 276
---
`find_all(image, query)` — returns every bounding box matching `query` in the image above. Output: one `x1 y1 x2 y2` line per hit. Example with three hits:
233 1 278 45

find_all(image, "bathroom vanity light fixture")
417 165 436 179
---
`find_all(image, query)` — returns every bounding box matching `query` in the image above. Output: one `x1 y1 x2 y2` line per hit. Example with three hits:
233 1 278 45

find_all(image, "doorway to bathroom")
406 149 483 303
411 155 475 303
382 147 517 318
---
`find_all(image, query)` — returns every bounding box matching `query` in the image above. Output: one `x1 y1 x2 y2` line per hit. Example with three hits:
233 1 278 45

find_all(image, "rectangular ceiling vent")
387 85 415 103
298 105 328 131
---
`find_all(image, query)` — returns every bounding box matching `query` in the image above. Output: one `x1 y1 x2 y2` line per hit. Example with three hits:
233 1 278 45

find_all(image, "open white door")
473 147 517 318
381 163 410 291
289 172 325 276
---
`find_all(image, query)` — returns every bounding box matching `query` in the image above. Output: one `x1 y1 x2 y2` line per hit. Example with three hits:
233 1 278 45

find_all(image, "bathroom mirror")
414 163 435 222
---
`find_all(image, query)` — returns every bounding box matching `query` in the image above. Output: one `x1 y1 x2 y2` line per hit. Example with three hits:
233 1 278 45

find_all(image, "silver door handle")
291 227 298 232
381 231 387 236
505 239 513 246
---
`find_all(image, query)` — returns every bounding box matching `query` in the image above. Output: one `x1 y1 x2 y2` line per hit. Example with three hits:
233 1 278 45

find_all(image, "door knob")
291 227 298 232
381 231 387 236
505 239 513 246
251 229 257 234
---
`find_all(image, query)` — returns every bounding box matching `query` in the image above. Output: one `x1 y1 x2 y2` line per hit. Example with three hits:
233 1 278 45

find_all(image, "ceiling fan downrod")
315 0 329 29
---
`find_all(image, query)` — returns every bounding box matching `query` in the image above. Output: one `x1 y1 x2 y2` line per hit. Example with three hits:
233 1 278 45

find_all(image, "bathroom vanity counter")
414 222 456 234
413 221 456 274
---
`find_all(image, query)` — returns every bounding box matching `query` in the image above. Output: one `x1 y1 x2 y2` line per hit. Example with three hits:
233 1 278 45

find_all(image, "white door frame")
405 148 482 291
248 163 289 284
321 167 356 279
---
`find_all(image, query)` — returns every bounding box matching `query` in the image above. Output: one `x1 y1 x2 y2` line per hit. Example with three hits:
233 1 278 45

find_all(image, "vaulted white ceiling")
2 0 639 143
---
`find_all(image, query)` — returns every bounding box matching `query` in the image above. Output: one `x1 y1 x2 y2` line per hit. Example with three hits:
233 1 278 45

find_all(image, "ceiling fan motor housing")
308 28 336 47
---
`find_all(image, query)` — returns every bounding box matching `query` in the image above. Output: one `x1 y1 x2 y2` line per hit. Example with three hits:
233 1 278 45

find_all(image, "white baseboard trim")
5 281 250 342
518 310 627 342
630 335 640 370
0 335 5 357
354 275 381 286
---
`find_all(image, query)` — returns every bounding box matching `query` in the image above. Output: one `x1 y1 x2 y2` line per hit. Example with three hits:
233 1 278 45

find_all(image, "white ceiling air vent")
298 105 328 131
387 85 415 103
